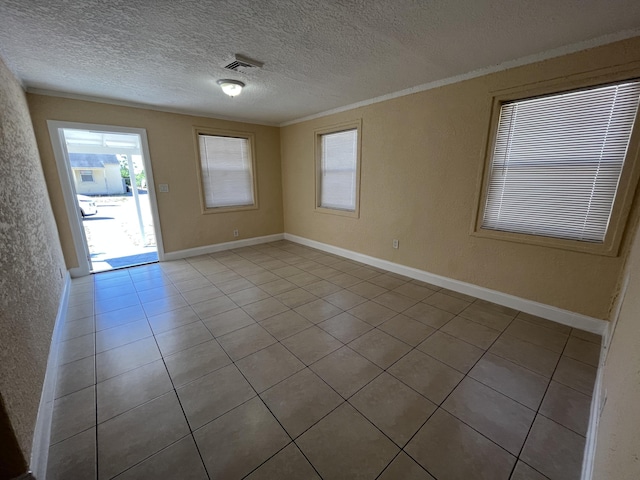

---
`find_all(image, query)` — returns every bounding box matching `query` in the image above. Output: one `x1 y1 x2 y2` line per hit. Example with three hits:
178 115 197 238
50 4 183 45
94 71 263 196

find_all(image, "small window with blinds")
196 129 257 212
476 78 640 254
315 120 362 217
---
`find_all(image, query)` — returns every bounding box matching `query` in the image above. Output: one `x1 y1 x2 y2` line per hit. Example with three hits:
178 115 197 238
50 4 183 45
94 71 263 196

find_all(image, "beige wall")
281 37 640 319
593 218 640 479
0 58 66 474
28 95 284 268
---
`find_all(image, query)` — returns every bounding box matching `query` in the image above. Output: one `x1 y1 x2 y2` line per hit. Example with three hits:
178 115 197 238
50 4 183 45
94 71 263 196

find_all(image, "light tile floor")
48 241 600 480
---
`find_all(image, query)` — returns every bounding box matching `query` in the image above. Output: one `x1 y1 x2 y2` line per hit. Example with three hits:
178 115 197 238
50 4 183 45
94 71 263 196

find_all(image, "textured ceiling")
1 1 639 125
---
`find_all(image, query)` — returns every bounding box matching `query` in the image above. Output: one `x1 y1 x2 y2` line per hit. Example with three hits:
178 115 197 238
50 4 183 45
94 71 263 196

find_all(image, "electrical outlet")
158 183 169 193
392 239 399 249
233 229 239 237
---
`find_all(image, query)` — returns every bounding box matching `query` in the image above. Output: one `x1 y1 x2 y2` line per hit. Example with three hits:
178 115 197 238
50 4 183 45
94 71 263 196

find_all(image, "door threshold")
91 259 159 275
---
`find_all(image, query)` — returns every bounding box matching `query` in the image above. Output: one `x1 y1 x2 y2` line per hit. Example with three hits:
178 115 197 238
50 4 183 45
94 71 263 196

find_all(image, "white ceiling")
1 1 639 125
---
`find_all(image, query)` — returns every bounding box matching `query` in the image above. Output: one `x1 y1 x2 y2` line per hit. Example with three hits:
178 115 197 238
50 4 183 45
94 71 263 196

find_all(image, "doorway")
48 121 165 276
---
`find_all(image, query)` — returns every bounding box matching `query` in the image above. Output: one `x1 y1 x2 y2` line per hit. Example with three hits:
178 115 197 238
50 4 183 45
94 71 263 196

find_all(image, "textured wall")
0 57 66 468
27 95 284 268
593 218 640 479
281 37 640 319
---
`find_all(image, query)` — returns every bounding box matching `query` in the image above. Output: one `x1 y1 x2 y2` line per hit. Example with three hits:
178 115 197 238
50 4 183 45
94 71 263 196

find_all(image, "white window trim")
314 119 362 218
79 170 95 183
47 120 165 277
194 127 259 214
472 72 640 257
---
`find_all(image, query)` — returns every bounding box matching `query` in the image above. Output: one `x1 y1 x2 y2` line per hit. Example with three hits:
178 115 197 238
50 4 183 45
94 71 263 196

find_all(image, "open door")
48 121 165 276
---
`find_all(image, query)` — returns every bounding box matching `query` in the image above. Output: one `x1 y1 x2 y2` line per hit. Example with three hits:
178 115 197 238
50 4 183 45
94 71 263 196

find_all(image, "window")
195 129 257 212
315 120 361 216
80 170 94 182
475 78 640 255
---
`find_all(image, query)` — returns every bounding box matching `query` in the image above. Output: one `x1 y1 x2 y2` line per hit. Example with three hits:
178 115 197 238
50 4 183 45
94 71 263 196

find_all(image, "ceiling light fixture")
217 79 245 97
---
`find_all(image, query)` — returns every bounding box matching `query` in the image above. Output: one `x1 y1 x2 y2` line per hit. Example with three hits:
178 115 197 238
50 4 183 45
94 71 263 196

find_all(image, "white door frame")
47 120 166 277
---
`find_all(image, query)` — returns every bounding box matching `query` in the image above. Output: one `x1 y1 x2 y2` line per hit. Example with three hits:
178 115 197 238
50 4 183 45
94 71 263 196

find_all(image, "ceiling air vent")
224 54 264 73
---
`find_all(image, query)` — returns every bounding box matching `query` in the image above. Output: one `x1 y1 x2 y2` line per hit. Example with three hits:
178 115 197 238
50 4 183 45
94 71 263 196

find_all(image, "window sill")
470 227 619 257
315 206 360 219
202 204 259 215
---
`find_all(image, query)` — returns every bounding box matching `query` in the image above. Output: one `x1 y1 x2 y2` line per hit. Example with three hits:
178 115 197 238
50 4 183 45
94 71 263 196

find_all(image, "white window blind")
482 80 640 243
319 129 358 211
198 134 254 208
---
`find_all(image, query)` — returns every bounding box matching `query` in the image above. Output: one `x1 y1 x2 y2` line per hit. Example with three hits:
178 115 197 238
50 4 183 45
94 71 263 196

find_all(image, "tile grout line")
161 249 348 478
258 292 488 478
219 343 326 480
107 434 195 479
509 326 575 479
157 248 549 475
133 269 212 480
59 241 597 479
93 267 196 478
206 261 591 476
202 248 425 477
92 274 99 480
398 313 521 478
155 259 281 480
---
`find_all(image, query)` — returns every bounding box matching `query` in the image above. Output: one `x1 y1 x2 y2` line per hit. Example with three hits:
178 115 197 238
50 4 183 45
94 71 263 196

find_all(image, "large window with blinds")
196 129 257 212
315 120 362 217
475 78 640 255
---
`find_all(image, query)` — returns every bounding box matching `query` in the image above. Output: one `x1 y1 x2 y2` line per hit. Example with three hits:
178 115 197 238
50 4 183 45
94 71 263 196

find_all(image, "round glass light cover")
217 80 245 97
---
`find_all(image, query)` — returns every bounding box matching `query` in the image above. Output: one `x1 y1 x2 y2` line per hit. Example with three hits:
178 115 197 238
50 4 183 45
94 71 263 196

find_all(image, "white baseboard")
286 232 611 480
580 334 609 480
29 272 71 479
284 233 608 335
162 233 285 261
580 270 628 479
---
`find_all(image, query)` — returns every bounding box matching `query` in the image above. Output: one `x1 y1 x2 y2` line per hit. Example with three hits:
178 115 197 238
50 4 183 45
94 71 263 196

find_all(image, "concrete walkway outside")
81 193 158 272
